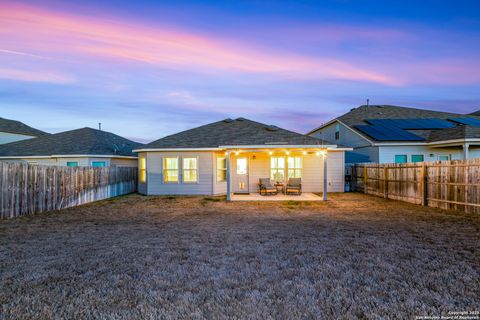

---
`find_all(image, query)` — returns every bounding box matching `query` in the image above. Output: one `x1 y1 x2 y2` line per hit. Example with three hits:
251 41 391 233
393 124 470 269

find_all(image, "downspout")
463 143 469 160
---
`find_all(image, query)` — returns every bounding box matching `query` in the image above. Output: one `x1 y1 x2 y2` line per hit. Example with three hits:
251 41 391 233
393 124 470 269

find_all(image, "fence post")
383 166 388 198
422 162 428 206
363 165 367 194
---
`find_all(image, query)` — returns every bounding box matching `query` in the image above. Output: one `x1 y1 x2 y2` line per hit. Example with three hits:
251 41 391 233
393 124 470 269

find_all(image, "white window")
139 156 147 183
270 157 285 181
287 157 302 178
217 157 227 182
183 157 198 183
438 155 450 161
236 158 247 175
163 157 179 183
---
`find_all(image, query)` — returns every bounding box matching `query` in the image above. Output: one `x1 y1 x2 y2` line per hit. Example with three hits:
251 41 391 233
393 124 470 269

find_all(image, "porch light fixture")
235 151 239 156
286 151 290 155
303 151 307 155
268 151 273 155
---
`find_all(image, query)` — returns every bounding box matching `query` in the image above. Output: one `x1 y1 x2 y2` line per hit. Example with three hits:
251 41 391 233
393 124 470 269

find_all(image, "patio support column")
463 143 469 160
226 150 231 201
323 151 328 201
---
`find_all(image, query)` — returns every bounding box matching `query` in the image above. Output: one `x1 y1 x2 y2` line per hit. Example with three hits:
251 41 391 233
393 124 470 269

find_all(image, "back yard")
1 193 479 319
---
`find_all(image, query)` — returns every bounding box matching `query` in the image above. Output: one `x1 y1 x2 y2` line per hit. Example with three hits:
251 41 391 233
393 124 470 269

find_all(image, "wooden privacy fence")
0 162 137 218
352 158 480 213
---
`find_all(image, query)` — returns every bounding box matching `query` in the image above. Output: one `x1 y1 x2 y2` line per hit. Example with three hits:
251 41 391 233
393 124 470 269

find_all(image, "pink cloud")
0 2 397 85
0 67 75 84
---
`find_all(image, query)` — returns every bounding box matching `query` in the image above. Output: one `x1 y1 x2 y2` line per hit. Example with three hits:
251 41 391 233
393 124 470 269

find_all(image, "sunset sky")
1 0 479 142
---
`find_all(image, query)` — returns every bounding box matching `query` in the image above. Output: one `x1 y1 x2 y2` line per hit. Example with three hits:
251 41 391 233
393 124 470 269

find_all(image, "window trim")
163 157 180 184
270 156 286 181
394 155 408 164
438 154 450 161
287 156 303 178
182 156 199 184
216 156 227 182
139 156 147 184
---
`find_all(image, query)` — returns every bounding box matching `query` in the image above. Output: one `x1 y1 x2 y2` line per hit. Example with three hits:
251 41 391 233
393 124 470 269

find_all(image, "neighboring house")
0 117 48 144
0 127 140 167
307 105 480 164
133 118 350 199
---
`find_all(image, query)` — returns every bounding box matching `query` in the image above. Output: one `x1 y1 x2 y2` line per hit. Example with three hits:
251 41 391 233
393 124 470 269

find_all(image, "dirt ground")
1 193 479 319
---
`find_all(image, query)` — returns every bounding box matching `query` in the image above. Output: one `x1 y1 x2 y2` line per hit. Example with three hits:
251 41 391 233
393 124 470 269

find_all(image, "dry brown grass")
1 193 479 319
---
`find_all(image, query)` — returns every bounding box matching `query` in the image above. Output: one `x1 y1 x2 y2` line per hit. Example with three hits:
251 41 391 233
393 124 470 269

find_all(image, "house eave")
219 144 338 149
0 154 138 159
133 147 223 152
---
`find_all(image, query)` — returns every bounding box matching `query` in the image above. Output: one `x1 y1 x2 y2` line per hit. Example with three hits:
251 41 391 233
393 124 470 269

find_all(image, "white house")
0 117 48 144
134 118 350 200
0 127 140 167
307 105 480 164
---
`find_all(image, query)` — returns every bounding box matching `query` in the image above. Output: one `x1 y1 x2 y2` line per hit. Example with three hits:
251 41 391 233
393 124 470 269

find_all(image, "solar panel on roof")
449 117 480 127
355 125 425 141
366 118 455 129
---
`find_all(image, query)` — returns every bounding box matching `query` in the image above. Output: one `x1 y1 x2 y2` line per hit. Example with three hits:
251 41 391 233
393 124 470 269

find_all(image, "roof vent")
223 118 234 123
236 117 246 121
265 125 278 131
350 108 356 111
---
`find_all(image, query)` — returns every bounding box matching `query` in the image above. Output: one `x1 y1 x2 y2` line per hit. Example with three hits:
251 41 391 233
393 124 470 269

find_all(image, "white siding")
346 146 379 163
110 158 137 167
378 146 464 164
145 151 214 195
0 132 36 145
141 149 347 195
0 156 136 167
212 152 227 195
310 121 371 148
326 151 345 192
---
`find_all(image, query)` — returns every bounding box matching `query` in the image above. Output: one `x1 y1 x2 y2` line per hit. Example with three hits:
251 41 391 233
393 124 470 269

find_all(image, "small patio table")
274 182 285 194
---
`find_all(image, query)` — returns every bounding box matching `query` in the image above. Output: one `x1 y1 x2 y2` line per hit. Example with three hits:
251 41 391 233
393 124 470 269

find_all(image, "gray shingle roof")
0 117 48 137
337 105 477 128
141 118 328 149
428 125 480 142
0 127 141 157
329 105 480 143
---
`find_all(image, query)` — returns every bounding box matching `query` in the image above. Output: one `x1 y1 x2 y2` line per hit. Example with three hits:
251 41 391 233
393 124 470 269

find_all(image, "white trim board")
0 154 137 159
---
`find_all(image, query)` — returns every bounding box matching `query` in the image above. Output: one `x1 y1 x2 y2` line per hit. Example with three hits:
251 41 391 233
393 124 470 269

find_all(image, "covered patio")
222 144 344 202
230 192 323 201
